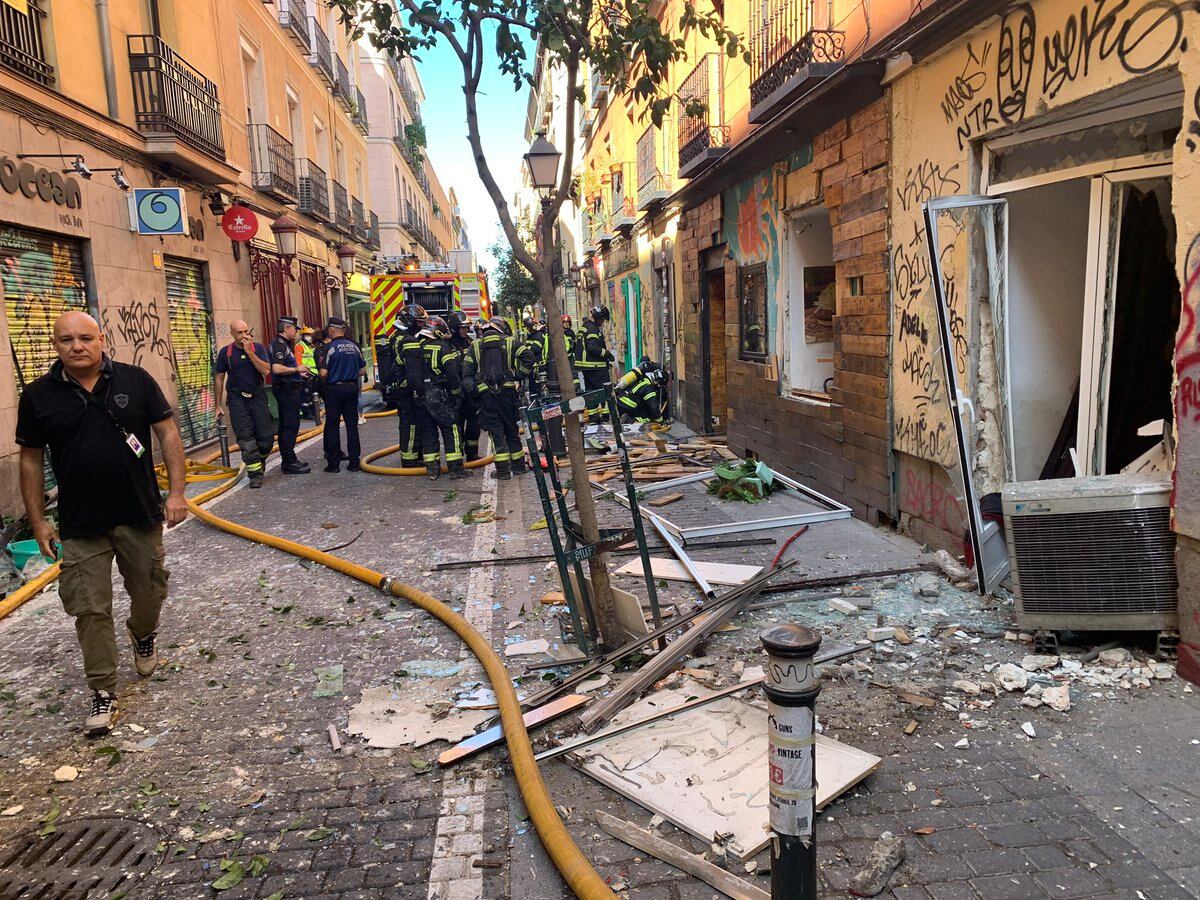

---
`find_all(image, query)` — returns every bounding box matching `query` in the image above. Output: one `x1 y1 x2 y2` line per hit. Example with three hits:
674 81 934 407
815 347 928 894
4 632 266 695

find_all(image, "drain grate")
0 816 162 899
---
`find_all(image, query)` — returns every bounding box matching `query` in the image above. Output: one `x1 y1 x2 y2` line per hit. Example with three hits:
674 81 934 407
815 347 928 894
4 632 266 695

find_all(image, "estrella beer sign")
221 204 258 242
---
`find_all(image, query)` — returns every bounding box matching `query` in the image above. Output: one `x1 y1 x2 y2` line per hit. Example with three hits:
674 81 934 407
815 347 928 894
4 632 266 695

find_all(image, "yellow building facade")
0 0 375 514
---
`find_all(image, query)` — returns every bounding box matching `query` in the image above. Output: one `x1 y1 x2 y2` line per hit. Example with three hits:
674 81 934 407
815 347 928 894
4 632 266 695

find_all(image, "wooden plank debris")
438 694 590 766
596 811 770 900
648 492 685 507
614 557 762 587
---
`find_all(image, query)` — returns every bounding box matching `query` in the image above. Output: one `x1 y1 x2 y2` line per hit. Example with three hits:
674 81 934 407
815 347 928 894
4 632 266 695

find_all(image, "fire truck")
369 251 491 399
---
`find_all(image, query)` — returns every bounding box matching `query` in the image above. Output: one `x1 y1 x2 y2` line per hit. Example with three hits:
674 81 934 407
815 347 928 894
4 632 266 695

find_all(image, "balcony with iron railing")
588 72 609 109
296 158 330 222
128 34 225 160
1 0 54 86
396 65 420 119
277 0 310 52
307 18 334 85
353 86 369 135
414 165 430 198
333 55 354 111
368 211 380 251
249 124 298 201
591 198 614 244
332 180 351 234
678 53 730 179
403 200 419 232
351 197 367 242
610 162 637 233
637 125 673 211
749 0 845 124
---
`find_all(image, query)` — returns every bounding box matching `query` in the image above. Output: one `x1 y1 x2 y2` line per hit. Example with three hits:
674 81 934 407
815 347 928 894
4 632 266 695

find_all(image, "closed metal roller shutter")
1 227 88 391
164 257 217 447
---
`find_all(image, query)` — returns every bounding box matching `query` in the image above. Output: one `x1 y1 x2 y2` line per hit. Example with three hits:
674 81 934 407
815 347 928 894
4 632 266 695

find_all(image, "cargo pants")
59 524 169 694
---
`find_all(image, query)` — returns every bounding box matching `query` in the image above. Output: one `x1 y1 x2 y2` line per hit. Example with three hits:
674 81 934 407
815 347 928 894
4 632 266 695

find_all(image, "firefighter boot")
494 459 512 480
448 459 472 480
511 454 528 476
426 460 442 481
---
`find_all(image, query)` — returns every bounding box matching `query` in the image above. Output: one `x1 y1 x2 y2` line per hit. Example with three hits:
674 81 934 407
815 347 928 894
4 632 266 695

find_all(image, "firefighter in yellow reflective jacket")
615 357 671 428
527 315 575 459
389 304 427 468
297 327 322 422
407 315 468 481
462 317 536 479
576 306 613 419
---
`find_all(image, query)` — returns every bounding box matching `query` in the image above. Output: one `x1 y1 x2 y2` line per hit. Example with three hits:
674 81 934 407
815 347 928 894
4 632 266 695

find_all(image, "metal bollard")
216 420 231 468
760 623 821 900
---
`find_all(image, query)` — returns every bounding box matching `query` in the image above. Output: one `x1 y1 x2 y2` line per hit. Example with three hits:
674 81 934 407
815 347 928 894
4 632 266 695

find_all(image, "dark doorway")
700 249 727 434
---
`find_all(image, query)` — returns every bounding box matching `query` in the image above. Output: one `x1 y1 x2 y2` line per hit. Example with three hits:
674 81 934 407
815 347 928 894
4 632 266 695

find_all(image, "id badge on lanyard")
126 433 146 458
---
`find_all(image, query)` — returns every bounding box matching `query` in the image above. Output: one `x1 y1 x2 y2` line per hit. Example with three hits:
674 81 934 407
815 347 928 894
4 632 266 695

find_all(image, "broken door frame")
922 195 1011 595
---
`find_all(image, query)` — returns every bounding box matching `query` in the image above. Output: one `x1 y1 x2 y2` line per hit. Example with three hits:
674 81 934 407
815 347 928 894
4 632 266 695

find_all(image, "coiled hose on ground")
1 421 612 897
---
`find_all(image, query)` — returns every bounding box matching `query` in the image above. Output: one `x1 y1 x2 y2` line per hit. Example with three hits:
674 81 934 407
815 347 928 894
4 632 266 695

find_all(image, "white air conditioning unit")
1002 475 1178 632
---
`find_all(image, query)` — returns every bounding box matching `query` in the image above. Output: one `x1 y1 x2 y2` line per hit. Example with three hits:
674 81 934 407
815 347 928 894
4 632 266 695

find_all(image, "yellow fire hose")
2 421 614 897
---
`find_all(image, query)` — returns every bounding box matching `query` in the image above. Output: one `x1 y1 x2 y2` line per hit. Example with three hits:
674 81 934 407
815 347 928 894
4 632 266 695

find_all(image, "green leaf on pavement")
265 893 284 900
38 801 61 838
409 756 432 774
304 826 336 841
94 746 122 768
248 854 270 876
210 859 244 891
138 780 161 796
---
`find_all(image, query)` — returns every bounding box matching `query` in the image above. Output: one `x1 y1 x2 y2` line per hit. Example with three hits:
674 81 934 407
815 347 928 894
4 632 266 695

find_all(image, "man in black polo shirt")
215 318 273 488
316 316 366 473
16 311 187 735
269 315 311 475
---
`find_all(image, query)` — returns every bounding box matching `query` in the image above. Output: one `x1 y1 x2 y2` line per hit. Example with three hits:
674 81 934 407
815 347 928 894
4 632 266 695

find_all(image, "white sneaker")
86 690 116 736
128 627 159 677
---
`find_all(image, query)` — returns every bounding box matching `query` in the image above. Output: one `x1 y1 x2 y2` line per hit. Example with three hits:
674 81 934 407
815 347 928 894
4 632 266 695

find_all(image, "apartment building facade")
0 0 376 513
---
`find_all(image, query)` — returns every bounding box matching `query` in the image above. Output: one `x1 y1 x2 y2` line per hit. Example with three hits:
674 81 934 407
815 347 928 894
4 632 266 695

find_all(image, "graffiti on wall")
101 300 169 367
1175 234 1200 520
723 171 783 356
890 0 1199 470
1 232 87 386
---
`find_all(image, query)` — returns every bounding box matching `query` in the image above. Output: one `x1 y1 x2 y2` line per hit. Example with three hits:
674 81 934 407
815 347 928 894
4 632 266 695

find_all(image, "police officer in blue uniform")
316 316 366 473
270 316 311 474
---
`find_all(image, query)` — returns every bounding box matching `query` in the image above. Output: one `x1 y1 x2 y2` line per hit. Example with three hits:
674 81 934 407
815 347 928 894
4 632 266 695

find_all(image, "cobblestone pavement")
1 417 1198 899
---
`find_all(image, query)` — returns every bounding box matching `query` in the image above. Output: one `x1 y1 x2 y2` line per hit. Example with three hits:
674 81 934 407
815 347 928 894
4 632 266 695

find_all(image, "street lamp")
524 131 562 196
337 244 358 278
271 214 300 259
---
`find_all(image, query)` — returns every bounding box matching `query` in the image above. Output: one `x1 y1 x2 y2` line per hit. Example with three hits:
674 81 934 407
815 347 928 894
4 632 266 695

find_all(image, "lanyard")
71 375 146 458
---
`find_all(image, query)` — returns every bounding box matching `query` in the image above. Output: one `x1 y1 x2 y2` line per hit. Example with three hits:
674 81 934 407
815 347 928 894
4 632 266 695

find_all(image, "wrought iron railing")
611 162 637 224
332 180 351 233
128 34 225 160
249 124 298 199
353 86 369 135
637 125 673 209
277 0 310 51
414 165 430 198
392 114 406 150
351 197 367 242
368 211 380 250
396 65 420 119
307 18 334 85
678 53 729 174
1 0 54 86
296 158 330 221
589 72 608 108
403 200 419 232
750 0 845 112
334 55 354 110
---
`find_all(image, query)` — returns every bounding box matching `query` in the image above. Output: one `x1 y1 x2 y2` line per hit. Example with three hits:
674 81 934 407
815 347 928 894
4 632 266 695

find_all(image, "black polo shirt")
214 341 269 395
270 334 301 387
15 358 174 539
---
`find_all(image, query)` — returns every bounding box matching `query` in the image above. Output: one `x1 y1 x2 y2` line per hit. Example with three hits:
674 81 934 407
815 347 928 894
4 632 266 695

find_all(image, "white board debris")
569 677 882 859
346 683 489 748
614 557 762 587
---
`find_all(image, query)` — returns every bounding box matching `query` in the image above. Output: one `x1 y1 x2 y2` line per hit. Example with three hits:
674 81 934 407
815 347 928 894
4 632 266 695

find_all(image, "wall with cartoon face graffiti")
889 0 1199 486
722 169 783 359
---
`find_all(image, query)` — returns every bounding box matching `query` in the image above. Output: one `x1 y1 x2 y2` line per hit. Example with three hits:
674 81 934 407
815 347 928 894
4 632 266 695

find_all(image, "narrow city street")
1 419 1197 899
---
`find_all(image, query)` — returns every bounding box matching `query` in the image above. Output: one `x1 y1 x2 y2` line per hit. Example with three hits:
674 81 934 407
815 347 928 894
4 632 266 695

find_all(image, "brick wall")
674 99 893 523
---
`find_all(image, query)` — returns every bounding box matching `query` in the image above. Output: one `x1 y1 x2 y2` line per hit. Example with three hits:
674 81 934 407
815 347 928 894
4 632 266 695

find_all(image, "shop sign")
221 205 258 242
0 154 83 209
129 188 188 236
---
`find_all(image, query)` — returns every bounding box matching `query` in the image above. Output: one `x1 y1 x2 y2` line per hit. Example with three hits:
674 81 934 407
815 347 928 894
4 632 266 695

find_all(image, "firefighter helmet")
427 316 450 340
561 314 573 329
398 304 428 331
590 305 610 324
486 317 513 336
447 310 472 332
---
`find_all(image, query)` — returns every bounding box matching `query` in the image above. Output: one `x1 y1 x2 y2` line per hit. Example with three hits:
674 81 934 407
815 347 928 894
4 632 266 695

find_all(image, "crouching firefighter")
409 315 468 480
463 317 535 479
577 305 614 420
389 304 427 468
447 311 481 462
616 357 671 428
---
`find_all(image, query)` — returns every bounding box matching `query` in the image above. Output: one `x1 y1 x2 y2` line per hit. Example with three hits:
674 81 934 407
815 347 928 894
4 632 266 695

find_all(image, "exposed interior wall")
889 0 1196 544
783 210 836 394
1007 178 1090 481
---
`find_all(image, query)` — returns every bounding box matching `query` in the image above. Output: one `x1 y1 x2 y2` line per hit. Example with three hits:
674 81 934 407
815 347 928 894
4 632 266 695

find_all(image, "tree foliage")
489 221 539 318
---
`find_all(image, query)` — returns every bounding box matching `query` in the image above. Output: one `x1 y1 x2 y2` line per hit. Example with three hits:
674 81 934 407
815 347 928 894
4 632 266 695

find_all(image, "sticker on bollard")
768 706 816 837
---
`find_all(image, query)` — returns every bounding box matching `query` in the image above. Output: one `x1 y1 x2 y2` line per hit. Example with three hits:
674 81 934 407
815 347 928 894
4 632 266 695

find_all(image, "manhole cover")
0 817 161 899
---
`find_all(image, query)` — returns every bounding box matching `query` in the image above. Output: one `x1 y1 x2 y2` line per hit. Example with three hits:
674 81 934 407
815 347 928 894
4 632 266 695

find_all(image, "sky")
415 34 533 272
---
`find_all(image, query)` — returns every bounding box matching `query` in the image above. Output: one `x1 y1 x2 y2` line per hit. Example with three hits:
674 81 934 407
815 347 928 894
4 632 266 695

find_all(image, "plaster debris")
847 833 905 897
1021 722 1037 738
954 738 969 749
828 598 860 615
866 627 895 642
505 639 551 658
994 664 1029 692
1 806 23 817
952 680 981 696
1042 684 1072 712
346 683 489 748
1098 648 1131 667
1022 655 1060 672
912 574 942 598
53 766 78 783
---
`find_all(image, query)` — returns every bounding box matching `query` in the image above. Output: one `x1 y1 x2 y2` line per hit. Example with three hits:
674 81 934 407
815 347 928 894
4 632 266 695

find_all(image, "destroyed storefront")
674 93 894 526
888 0 1199 680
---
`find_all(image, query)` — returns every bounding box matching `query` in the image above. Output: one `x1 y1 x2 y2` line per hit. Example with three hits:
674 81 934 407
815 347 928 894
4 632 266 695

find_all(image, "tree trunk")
535 207 621 648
